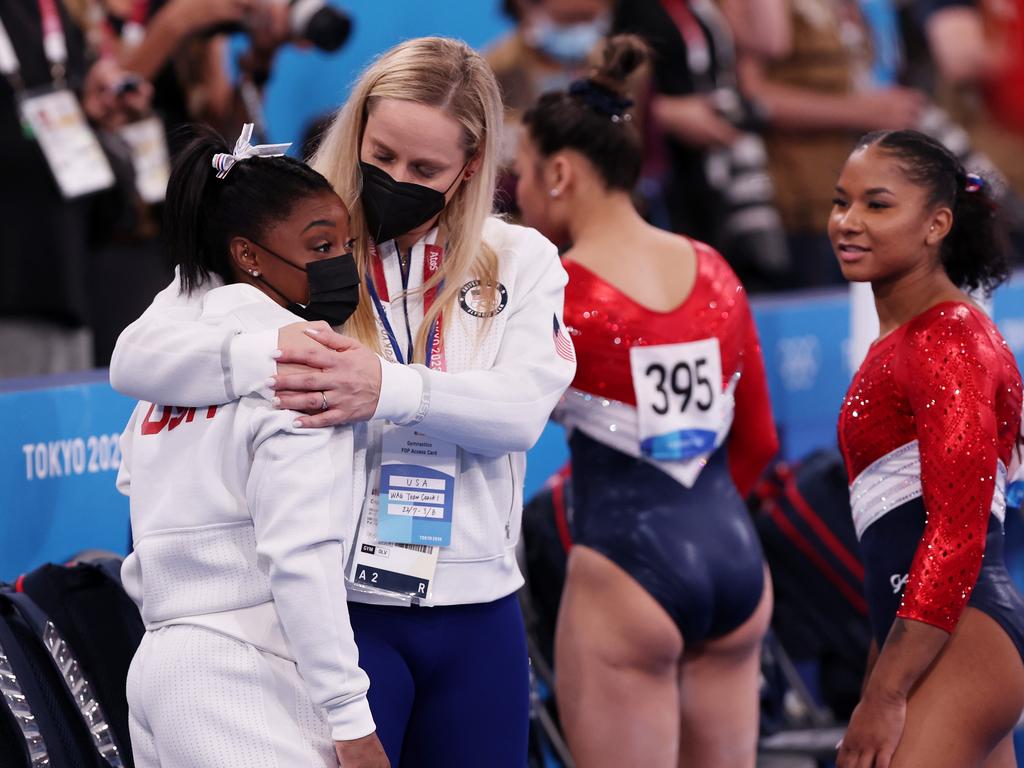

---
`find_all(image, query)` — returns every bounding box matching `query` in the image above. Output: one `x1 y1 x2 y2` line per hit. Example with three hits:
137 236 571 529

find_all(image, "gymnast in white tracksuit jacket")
116 127 388 768
111 39 575 768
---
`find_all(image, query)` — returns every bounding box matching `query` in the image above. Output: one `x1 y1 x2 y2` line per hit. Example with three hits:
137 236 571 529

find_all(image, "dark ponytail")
856 129 1009 295
164 125 336 294
522 34 649 191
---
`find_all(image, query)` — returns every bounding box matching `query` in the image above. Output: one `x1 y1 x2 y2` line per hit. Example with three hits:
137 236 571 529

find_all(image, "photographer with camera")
97 0 284 144
96 0 346 147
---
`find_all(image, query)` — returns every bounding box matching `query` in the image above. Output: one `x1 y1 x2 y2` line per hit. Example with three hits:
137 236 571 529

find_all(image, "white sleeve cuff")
371 358 425 424
227 328 278 401
326 692 377 741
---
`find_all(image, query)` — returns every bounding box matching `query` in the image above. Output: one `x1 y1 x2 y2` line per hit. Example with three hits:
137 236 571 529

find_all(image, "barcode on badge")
396 543 432 554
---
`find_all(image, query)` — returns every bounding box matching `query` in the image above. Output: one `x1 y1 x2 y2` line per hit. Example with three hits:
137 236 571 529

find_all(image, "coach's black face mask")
359 161 465 245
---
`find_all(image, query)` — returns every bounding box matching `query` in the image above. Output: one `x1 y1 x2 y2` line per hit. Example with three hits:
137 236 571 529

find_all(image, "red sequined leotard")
556 239 778 644
839 301 1024 642
560 240 777 496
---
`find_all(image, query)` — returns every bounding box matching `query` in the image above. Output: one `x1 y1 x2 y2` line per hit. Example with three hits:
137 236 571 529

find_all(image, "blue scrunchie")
568 79 633 119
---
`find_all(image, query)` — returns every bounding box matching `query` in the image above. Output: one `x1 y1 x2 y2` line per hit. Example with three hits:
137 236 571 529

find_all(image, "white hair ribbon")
211 123 292 179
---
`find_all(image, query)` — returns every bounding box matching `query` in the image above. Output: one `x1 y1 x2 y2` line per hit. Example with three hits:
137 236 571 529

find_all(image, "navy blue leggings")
347 594 530 768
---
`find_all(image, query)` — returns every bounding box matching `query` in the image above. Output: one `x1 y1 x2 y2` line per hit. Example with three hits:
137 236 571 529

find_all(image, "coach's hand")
273 323 382 427
334 731 389 767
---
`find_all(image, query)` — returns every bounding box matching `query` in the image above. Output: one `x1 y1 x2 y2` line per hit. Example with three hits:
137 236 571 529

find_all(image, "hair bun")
591 34 649 96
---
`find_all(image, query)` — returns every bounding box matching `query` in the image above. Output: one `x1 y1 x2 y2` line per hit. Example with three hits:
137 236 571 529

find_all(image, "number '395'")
644 359 714 415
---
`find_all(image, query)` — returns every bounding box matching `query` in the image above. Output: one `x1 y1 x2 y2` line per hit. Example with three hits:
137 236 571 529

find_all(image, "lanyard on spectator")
0 17 20 87
94 0 148 58
0 0 67 88
661 0 713 90
38 0 67 84
366 239 446 370
122 0 149 49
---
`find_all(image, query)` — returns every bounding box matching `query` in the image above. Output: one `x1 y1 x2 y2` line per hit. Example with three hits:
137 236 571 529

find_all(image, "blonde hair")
312 37 502 363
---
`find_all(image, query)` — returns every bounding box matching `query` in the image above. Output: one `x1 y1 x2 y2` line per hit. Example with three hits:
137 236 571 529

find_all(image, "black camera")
286 0 351 52
212 0 352 53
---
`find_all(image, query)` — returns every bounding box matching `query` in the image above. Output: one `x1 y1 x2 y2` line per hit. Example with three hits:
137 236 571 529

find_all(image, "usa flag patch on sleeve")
553 315 576 363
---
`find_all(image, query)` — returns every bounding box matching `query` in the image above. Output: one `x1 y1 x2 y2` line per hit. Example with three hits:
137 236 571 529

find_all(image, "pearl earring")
250 270 260 277
549 188 560 198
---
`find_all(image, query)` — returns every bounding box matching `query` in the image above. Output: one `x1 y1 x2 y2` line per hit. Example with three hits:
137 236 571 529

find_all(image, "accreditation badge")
19 87 115 198
118 116 170 203
375 424 456 548
347 462 440 602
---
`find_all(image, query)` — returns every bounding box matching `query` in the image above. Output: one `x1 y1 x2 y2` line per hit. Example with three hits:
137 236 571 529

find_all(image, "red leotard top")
839 301 1023 633
563 240 778 496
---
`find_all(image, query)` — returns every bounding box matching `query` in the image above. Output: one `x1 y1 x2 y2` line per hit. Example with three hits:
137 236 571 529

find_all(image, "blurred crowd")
2 0 1023 378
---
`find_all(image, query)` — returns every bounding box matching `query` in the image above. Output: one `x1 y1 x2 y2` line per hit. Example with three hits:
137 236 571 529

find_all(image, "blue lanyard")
366 275 407 366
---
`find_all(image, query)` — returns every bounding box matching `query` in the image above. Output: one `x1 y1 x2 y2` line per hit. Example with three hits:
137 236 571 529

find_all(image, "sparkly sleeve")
895 309 1001 633
728 300 779 497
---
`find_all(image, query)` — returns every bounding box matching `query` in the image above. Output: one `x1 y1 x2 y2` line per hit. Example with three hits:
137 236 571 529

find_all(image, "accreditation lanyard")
98 0 149 55
660 0 712 89
366 239 446 371
0 0 68 88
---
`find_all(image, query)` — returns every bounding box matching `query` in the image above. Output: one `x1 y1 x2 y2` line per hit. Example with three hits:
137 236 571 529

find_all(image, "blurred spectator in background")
737 0 929 288
738 0 1022 289
489 0 612 113
614 0 793 291
487 0 614 212
0 0 151 377
918 0 1024 203
90 0 291 147
56 0 294 366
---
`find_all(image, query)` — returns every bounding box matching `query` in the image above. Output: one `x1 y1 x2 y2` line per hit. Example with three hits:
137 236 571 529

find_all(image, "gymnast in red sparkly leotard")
563 241 778 496
515 36 779 768
839 301 1024 648
831 131 1024 768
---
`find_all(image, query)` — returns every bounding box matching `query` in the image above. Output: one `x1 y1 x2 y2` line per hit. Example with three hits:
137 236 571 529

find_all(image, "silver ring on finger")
320 391 329 411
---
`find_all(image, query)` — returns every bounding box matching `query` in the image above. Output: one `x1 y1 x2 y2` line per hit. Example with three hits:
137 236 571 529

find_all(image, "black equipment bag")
17 560 143 767
0 588 115 767
750 449 872 719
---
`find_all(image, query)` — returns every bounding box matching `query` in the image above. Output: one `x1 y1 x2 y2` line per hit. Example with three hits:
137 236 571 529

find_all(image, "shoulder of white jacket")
483 216 559 266
200 284 303 331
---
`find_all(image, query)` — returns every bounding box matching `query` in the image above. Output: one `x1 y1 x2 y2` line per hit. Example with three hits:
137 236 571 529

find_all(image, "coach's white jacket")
111 218 575 608
117 286 374 741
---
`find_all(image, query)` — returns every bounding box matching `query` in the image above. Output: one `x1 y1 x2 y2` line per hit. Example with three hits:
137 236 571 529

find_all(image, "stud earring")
250 270 260 277
549 188 560 198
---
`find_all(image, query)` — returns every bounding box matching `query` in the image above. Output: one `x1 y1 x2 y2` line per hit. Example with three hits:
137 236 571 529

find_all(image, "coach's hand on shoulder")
273 322 383 428
334 731 390 767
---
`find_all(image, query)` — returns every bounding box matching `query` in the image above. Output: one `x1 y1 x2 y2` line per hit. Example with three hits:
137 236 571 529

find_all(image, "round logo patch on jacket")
459 280 508 318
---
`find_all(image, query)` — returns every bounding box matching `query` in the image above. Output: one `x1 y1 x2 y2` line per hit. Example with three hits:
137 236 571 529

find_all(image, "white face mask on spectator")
524 12 610 63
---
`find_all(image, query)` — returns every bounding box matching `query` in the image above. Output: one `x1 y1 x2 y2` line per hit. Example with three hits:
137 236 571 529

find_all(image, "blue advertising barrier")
0 371 135 580
3 276 1024 580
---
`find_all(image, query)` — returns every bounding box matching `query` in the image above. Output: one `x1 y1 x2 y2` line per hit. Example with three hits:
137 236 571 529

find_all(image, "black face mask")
250 241 360 326
359 161 465 245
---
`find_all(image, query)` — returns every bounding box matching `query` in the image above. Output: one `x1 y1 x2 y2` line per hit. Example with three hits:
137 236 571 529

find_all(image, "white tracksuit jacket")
111 218 575 608
116 285 374 741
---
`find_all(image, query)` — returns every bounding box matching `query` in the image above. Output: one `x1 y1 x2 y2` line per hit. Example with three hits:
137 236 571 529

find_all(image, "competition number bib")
630 338 726 461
